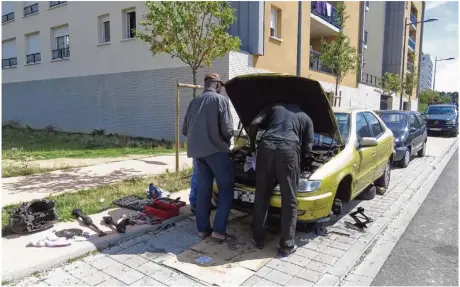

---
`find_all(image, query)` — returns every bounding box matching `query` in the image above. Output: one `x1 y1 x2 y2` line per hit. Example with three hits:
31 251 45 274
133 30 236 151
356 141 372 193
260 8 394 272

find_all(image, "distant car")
375 110 427 168
424 104 458 137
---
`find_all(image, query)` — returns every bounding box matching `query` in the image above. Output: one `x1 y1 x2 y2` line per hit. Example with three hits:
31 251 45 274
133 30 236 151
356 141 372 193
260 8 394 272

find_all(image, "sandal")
198 228 213 240
211 232 234 242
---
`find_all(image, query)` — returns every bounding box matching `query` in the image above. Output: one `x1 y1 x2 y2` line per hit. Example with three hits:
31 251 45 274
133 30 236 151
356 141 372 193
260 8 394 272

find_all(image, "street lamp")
399 17 438 110
433 57 455 90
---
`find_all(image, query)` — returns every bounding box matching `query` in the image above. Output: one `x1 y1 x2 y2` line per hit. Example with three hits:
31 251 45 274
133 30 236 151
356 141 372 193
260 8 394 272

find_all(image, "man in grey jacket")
182 73 235 241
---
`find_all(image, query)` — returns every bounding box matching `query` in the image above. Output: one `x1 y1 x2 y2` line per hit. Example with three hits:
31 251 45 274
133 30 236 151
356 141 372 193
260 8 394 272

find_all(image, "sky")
422 1 459 92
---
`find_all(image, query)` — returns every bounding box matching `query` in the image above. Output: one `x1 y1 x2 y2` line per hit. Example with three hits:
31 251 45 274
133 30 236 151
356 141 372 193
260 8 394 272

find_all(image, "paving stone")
168 275 204 286
67 264 100 280
146 264 181 284
96 278 126 286
286 276 315 286
255 266 273 277
103 262 145 285
90 256 120 269
314 274 339 286
264 269 293 285
137 261 164 275
282 253 312 267
81 271 113 286
296 268 323 283
123 255 150 268
242 275 262 286
313 253 339 265
83 253 107 264
328 240 351 251
321 246 346 258
110 253 135 263
253 278 280 286
335 236 358 245
43 270 83 286
63 260 87 272
342 274 373 286
34 281 49 287
296 247 321 260
303 241 328 252
266 260 301 276
305 261 331 274
11 276 43 287
131 276 164 286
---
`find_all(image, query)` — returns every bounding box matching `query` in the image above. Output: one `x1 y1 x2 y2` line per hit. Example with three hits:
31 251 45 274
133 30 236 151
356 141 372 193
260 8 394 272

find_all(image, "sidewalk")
2 153 193 206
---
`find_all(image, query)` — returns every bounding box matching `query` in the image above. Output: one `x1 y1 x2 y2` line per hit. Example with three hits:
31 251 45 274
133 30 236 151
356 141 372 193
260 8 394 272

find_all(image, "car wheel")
357 185 376 200
417 141 426 157
375 161 391 189
398 149 410 168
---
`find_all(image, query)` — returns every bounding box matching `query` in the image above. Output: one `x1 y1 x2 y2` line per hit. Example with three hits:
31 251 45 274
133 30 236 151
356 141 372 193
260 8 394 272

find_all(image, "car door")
363 112 389 179
409 114 422 153
353 112 378 194
416 114 428 144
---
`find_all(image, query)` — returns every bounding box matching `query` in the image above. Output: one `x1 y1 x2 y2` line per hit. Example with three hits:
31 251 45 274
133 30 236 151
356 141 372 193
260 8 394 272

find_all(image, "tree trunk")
335 78 339 107
192 69 197 98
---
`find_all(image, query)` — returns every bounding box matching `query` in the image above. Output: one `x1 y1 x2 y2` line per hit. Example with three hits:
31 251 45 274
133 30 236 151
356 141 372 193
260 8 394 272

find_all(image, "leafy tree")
379 72 402 97
319 3 361 98
419 89 440 105
136 1 241 97
402 70 418 98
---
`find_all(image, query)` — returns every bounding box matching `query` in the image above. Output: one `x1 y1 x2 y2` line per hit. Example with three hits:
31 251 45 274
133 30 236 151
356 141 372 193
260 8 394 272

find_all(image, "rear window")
379 113 407 130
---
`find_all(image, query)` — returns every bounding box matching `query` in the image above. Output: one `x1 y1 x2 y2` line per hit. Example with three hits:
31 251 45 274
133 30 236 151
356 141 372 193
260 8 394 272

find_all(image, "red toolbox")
143 198 186 220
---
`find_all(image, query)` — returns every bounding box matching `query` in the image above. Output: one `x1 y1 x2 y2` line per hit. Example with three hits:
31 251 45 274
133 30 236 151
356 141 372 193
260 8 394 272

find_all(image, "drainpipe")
359 2 367 83
296 1 302 76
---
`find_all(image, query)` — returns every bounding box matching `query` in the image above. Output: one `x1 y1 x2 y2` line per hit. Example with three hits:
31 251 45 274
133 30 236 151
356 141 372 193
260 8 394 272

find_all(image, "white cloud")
444 23 458 32
433 60 459 92
425 1 449 11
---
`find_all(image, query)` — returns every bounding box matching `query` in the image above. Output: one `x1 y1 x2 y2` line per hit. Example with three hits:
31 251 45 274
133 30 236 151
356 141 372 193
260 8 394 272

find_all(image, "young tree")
419 89 440 105
379 72 402 97
136 1 241 97
320 2 361 98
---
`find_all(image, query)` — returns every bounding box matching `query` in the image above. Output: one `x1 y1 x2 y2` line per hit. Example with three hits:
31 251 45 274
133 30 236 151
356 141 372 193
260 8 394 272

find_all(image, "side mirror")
359 137 378 148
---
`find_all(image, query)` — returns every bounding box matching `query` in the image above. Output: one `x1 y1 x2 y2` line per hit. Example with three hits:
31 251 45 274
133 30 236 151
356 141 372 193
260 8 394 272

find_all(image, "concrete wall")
228 1 264 55
362 1 386 78
382 1 405 75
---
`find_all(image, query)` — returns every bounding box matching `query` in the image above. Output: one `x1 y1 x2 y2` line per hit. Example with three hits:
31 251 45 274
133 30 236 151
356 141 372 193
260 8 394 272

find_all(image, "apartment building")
2 1 423 140
419 53 433 91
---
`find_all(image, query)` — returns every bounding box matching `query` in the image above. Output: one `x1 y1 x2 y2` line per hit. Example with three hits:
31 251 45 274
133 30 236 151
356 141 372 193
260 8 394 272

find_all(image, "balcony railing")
310 50 334 74
2 12 15 23
26 53 41 64
311 1 341 29
49 1 66 8
407 61 414 73
52 48 70 60
361 73 381 87
24 3 39 16
410 13 417 27
2 57 18 68
408 37 416 51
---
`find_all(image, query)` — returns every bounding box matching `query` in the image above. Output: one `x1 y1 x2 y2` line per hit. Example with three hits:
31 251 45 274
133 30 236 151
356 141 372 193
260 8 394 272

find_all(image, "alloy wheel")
404 150 410 166
384 162 391 188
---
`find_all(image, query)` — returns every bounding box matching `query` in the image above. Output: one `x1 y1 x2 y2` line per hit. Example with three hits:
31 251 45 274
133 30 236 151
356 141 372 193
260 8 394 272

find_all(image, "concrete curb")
317 139 458 286
342 140 458 285
2 215 190 282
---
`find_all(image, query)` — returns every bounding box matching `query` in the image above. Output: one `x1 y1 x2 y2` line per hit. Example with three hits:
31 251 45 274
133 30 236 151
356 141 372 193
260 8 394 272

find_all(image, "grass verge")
2 161 72 178
2 168 192 236
2 122 185 160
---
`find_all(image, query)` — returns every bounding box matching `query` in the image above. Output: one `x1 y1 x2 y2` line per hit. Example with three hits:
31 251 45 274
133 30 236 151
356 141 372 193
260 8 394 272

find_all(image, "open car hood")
224 74 342 145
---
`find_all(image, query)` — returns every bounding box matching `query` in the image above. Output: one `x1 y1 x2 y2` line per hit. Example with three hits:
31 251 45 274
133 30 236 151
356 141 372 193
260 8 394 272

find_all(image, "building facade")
419 53 433 92
2 1 423 140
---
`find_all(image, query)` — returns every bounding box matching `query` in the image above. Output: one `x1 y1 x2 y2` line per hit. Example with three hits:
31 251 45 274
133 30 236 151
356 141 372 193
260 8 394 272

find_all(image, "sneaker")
278 245 298 257
252 238 264 250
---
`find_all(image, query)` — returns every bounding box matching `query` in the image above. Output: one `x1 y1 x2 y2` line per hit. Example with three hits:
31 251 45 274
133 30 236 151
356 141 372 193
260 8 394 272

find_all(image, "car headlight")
274 179 321 193
447 120 456 125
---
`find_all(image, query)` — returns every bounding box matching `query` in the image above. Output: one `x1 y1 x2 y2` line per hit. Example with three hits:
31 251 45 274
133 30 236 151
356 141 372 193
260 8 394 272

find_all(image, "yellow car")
213 74 395 223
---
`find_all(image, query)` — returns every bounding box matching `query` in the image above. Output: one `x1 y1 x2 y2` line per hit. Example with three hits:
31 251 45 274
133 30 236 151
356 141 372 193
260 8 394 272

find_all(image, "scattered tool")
72 208 107 237
349 207 373 231
102 216 130 233
54 228 85 239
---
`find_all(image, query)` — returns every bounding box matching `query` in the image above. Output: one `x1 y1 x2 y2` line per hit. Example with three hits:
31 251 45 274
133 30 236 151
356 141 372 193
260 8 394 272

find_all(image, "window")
365 1 370 10
24 2 39 16
410 114 420 129
356 112 372 140
2 39 17 68
26 32 41 64
416 114 426 126
363 112 384 137
49 1 66 8
363 31 368 48
270 6 281 39
51 25 70 60
123 9 136 39
98 14 110 44
2 2 15 23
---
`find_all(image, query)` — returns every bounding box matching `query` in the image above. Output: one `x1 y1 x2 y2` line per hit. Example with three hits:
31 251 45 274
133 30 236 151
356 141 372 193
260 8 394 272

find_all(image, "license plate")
430 128 442 131
234 189 255 203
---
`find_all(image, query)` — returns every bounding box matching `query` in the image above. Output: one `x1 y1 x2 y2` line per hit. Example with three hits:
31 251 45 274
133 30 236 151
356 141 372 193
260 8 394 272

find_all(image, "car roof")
428 104 456 107
375 110 417 114
332 107 372 114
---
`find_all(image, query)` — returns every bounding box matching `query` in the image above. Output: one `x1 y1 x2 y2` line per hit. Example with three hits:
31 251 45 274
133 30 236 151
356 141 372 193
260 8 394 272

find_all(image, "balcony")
310 1 341 38
52 48 70 60
361 73 381 87
24 3 39 16
310 49 334 74
408 37 416 52
26 53 41 64
410 13 417 29
2 12 15 23
2 57 18 68
407 61 414 73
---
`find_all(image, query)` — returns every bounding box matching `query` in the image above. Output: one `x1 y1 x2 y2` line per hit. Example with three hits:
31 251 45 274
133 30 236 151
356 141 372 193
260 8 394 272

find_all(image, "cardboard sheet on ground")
163 215 279 286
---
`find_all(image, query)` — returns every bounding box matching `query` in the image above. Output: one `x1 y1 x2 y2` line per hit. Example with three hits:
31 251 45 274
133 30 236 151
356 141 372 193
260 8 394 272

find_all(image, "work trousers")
252 140 300 249
189 158 198 207
195 152 235 235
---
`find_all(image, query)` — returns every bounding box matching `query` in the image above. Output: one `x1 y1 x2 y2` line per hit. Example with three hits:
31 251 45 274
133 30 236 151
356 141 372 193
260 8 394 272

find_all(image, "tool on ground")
143 198 186 220
147 184 163 199
349 207 373 230
113 195 152 211
54 228 85 239
10 199 58 234
102 216 130 233
72 208 107 237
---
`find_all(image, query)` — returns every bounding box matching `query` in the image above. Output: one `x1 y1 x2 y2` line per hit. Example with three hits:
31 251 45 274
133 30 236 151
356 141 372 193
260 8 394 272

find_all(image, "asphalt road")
372 149 458 286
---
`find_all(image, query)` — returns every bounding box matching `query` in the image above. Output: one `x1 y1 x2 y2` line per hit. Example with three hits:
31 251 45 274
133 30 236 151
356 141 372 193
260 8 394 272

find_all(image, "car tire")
398 149 410 168
375 161 391 189
417 141 426 157
357 185 376 200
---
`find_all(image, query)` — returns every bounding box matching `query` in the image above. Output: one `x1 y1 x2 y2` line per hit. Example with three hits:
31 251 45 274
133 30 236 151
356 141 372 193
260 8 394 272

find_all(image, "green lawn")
2 167 192 235
2 123 185 161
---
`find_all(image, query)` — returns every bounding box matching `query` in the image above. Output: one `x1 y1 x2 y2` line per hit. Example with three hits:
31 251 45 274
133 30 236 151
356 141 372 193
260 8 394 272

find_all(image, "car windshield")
379 113 407 130
314 113 350 147
426 106 456 115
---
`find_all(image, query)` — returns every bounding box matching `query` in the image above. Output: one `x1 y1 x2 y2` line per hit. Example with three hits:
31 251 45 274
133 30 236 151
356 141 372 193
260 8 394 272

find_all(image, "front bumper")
394 146 408 162
427 125 458 133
